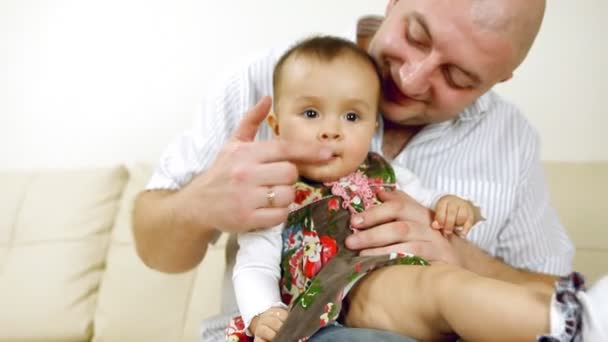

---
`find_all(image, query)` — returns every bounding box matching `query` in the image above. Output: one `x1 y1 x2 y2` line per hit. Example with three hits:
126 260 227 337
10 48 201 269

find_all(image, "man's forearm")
451 236 557 293
132 190 216 273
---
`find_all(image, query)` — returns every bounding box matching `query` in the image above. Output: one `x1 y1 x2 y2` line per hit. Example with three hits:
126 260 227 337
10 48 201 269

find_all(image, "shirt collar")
457 91 492 122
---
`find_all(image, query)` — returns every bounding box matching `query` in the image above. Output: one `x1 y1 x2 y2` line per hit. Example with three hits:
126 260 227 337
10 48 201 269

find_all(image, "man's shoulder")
477 91 539 141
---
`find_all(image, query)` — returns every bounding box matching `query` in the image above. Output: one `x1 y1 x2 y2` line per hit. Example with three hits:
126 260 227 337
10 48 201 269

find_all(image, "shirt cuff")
145 170 181 191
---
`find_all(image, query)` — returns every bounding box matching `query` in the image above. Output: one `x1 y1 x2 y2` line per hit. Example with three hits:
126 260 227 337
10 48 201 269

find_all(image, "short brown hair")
272 36 381 105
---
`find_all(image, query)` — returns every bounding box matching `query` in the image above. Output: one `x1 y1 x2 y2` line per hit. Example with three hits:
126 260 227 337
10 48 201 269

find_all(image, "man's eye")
444 67 474 90
345 112 359 121
303 110 318 118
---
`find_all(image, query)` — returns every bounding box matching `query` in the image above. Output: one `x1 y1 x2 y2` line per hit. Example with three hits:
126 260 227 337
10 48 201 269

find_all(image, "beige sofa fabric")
544 163 608 284
0 167 128 342
92 164 227 342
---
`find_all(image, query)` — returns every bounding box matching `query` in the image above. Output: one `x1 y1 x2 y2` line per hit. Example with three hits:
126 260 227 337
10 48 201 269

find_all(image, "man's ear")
267 113 280 136
385 0 399 15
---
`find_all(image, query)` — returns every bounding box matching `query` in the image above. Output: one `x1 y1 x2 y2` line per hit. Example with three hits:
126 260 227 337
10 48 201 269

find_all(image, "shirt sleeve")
145 47 282 191
393 164 446 209
233 225 286 329
495 128 574 275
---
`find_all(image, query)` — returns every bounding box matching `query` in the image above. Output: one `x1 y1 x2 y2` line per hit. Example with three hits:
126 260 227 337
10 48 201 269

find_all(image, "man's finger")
232 96 272 142
252 139 332 164
359 241 437 261
358 242 412 256
346 221 433 250
247 207 290 230
351 190 432 229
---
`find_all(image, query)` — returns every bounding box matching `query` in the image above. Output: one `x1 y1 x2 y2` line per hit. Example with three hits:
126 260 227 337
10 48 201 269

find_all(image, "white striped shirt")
146 40 574 321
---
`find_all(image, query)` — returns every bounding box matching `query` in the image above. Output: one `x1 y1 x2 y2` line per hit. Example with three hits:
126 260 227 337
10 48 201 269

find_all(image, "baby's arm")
233 225 287 340
393 166 481 236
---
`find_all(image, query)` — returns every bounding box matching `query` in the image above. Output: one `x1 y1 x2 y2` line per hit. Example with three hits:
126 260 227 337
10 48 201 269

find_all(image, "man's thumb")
232 96 272 142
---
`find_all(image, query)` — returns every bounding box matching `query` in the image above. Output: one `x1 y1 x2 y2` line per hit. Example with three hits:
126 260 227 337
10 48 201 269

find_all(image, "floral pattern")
226 153 427 341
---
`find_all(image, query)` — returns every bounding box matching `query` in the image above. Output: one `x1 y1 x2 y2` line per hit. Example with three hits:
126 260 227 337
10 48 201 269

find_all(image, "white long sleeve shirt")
233 166 445 328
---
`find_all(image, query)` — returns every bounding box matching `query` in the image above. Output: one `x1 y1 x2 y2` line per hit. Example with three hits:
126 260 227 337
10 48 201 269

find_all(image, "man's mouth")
382 74 411 105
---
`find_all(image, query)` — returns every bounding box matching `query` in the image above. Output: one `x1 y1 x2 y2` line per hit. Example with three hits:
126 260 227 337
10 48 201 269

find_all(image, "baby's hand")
432 195 477 237
249 307 288 342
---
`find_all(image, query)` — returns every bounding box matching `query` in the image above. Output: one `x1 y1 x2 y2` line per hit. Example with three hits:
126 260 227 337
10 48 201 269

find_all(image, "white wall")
0 0 605 169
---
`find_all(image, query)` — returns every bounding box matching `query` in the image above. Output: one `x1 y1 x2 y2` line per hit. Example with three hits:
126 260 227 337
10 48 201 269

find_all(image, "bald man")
134 0 573 341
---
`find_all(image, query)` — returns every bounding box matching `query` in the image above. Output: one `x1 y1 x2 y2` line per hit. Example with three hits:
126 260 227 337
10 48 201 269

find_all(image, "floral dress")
226 153 428 342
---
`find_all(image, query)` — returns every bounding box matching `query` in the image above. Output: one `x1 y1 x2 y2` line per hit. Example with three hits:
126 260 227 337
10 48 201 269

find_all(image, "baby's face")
270 55 379 182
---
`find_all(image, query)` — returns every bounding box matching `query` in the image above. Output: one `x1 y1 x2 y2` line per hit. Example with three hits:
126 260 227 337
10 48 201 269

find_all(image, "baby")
227 35 481 342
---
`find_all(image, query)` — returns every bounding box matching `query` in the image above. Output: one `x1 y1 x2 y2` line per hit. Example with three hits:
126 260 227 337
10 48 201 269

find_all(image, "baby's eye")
345 112 359 122
303 109 318 118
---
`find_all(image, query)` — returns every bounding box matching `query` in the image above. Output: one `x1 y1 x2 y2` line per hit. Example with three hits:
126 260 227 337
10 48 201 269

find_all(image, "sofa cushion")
0 167 127 342
92 164 227 342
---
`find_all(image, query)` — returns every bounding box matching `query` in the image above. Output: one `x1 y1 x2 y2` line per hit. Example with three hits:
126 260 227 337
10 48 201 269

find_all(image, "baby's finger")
255 324 276 342
431 220 442 230
253 334 268 342
461 218 474 236
273 309 288 322
262 316 285 332
434 200 448 228
455 205 470 226
444 203 458 232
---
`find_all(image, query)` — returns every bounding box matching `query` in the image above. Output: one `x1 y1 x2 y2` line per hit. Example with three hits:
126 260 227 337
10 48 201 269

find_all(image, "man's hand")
174 96 332 234
345 189 461 265
249 307 288 342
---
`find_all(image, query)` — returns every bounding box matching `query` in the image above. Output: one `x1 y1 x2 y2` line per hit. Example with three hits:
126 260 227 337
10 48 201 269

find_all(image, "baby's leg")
345 265 454 341
345 265 552 341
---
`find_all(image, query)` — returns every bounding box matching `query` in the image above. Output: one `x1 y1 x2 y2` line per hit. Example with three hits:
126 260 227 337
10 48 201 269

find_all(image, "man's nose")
398 57 435 99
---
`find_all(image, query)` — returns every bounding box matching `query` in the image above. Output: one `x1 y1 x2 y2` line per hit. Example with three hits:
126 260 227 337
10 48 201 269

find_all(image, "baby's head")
268 36 381 182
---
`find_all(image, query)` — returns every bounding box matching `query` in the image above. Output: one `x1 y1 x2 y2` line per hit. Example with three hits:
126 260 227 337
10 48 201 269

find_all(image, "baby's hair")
272 35 382 106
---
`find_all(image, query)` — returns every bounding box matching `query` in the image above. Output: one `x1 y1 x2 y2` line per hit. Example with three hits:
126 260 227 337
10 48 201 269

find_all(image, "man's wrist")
168 188 216 243
445 234 468 267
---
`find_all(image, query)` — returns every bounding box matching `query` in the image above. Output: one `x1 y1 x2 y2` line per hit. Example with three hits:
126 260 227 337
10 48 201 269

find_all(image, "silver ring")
266 188 276 207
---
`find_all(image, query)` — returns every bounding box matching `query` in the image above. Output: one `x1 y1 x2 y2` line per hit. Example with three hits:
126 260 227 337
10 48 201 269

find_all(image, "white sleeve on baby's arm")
233 224 287 329
393 165 446 209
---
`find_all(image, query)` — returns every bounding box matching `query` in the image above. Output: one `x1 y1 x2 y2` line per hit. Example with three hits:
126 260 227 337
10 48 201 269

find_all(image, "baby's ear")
267 112 280 136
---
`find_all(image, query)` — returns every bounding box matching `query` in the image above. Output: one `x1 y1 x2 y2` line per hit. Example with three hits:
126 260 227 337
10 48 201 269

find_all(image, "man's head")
268 36 381 182
367 0 546 125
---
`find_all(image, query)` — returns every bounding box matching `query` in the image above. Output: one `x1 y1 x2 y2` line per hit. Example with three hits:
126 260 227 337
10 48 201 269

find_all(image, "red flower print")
233 316 245 330
295 188 312 204
319 235 338 264
227 332 251 342
327 198 340 212
354 262 361 273
304 256 322 278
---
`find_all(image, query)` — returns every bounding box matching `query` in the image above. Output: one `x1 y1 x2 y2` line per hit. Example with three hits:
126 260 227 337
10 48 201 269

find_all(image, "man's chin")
380 100 427 126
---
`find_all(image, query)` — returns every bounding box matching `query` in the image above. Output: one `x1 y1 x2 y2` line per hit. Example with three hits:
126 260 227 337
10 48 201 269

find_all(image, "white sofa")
0 162 606 342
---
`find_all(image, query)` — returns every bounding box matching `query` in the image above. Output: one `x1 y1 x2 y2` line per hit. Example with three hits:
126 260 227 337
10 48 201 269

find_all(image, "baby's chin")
298 165 355 184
